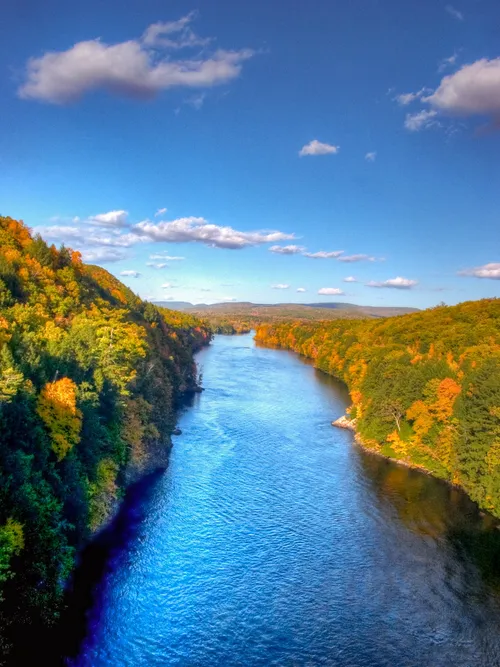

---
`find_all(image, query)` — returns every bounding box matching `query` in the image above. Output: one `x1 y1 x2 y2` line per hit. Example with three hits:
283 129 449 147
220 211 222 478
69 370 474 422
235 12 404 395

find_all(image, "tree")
36 378 82 461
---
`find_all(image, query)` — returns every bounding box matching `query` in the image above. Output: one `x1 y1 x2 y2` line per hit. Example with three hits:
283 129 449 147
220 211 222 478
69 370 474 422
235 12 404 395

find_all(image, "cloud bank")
18 13 254 104
134 217 295 249
459 263 500 279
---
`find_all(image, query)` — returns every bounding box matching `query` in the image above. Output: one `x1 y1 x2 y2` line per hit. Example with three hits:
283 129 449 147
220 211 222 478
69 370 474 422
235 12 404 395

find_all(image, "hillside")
155 300 418 317
0 216 211 654
255 299 500 517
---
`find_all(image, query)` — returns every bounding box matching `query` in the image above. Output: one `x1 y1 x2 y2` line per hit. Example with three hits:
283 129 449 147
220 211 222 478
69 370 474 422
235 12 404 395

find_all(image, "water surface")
68 333 500 666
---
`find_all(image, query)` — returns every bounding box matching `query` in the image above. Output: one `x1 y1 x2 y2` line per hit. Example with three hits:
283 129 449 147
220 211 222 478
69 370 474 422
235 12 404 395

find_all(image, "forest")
0 216 211 655
255 299 500 518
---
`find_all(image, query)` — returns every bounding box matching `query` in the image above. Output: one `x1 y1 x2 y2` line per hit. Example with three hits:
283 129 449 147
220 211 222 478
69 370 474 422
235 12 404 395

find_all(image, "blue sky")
1 0 499 308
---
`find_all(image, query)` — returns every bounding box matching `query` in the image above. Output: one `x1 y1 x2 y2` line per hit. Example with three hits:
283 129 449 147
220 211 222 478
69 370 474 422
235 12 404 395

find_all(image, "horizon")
150 298 421 309
2 0 500 308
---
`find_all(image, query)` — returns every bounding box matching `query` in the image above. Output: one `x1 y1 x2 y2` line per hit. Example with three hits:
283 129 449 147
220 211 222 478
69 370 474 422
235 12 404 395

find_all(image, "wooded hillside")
255 300 500 517
0 216 211 650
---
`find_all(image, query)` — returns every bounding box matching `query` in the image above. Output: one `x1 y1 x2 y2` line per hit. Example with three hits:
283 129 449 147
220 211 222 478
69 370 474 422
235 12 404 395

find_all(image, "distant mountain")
153 301 194 310
156 301 420 318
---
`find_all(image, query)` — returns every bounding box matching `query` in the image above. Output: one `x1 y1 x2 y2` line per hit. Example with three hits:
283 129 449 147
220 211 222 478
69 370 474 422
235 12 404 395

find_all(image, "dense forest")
0 216 211 656
255 300 500 518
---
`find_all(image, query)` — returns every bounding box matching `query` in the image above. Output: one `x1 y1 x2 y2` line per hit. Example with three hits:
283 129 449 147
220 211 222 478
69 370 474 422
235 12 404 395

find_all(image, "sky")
1 0 500 308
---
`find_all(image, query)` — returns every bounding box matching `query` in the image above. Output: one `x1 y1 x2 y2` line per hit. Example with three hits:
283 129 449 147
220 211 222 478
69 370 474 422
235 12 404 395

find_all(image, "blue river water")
66 333 500 666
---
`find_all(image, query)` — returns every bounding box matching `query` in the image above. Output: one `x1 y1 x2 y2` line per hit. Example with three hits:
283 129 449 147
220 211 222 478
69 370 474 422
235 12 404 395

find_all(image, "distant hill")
154 301 194 310
154 300 420 319
303 303 420 316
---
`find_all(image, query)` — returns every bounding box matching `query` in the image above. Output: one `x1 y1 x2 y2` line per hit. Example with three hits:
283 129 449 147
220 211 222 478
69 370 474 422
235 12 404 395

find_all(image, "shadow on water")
8 469 167 666
258 342 500 594
355 448 500 590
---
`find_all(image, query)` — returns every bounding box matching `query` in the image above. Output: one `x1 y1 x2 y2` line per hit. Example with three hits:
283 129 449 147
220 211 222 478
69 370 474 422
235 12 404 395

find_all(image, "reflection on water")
52 333 500 666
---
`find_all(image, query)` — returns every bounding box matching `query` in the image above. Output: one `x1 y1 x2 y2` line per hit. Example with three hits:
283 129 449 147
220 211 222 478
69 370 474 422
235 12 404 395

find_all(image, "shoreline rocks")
331 415 357 431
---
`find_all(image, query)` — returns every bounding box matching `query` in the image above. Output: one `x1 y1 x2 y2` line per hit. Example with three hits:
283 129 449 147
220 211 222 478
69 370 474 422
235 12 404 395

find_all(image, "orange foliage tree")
37 377 82 461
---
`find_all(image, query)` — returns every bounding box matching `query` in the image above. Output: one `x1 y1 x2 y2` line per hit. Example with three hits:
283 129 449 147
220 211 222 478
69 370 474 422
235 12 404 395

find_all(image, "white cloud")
366 276 418 289
299 140 339 156
445 5 464 21
296 287 306 293
318 287 345 295
424 59 500 119
459 263 500 279
120 270 140 278
39 225 85 242
438 53 458 73
146 262 168 269
404 109 438 131
155 207 167 217
133 217 295 249
81 248 126 263
303 250 344 259
141 12 210 50
87 233 142 248
343 276 357 282
87 210 128 227
185 92 206 110
221 296 237 302
269 244 305 255
37 225 141 249
149 253 185 260
338 254 375 262
18 15 254 104
162 282 178 288
271 284 290 289
395 89 427 106
365 152 377 162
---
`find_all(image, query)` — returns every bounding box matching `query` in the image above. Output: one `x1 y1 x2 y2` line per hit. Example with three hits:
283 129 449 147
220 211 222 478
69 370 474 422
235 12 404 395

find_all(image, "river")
63 333 500 666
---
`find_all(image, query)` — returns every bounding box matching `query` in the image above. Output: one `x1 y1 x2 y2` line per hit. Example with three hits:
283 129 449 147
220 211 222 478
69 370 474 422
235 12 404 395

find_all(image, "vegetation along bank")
255 299 500 518
0 216 211 650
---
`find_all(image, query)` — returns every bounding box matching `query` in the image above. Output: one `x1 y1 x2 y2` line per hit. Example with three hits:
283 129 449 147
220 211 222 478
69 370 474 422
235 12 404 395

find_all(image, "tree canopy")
0 216 212 653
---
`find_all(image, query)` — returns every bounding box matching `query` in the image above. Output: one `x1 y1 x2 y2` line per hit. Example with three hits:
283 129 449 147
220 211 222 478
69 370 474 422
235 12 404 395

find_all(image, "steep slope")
0 216 211 652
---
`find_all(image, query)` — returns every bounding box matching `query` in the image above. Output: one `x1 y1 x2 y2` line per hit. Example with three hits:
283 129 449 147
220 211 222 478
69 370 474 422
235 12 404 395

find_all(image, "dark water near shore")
61 333 500 666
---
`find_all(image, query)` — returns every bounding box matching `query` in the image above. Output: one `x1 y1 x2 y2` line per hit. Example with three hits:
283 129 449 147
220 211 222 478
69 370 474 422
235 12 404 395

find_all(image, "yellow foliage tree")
37 377 82 461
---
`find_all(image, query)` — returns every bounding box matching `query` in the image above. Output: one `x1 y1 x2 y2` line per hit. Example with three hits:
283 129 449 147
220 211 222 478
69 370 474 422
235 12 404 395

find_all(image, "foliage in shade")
255 299 500 517
0 216 212 645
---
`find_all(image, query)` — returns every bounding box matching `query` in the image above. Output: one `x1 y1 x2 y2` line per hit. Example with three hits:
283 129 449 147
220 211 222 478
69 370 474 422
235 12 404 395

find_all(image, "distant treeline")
209 320 252 335
0 217 211 654
255 299 500 517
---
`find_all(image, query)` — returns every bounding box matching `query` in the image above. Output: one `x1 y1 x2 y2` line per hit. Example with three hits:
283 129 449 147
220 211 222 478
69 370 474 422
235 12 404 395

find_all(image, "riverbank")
332 413 458 480
57 332 500 667
254 306 500 520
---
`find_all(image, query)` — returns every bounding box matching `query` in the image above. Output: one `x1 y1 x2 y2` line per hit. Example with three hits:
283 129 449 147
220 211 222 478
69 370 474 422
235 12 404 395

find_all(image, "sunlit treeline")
255 299 500 517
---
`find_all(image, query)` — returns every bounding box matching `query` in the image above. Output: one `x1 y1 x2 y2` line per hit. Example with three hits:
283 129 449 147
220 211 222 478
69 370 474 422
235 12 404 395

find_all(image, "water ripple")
69 333 500 667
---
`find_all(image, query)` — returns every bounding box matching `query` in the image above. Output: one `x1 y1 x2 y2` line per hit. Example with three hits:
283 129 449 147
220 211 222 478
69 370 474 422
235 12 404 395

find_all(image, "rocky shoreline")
331 413 435 475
